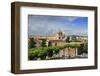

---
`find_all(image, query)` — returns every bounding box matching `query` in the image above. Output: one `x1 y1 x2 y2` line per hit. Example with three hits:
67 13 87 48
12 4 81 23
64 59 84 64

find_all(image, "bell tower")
58 31 65 40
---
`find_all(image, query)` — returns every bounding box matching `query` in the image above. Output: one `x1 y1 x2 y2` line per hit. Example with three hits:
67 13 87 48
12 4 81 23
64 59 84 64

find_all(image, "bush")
28 48 39 60
66 37 70 43
64 44 80 48
53 47 60 54
38 48 47 60
47 47 53 57
28 43 81 60
78 43 88 55
29 38 36 48
41 39 47 47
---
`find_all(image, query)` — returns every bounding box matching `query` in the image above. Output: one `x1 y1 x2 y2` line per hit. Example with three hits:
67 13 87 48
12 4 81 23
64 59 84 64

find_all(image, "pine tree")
66 37 70 43
29 38 36 48
41 39 47 47
48 41 52 46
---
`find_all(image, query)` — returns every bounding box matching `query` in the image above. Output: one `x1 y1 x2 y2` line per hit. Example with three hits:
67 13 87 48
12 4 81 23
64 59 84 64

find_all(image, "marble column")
75 48 78 56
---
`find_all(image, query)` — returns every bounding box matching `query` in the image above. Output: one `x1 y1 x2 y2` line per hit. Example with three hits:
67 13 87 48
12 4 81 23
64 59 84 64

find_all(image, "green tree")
41 39 47 47
66 37 70 43
53 47 59 54
28 48 39 60
71 36 77 42
47 47 53 57
38 48 47 60
78 43 88 55
29 38 36 48
48 41 52 46
78 44 84 55
83 43 88 53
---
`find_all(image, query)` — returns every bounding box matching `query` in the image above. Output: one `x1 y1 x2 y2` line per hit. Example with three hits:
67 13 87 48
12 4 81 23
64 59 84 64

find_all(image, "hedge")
28 43 81 60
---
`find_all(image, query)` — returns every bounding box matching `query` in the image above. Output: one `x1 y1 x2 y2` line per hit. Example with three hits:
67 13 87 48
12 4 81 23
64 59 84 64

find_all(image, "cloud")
28 15 88 36
65 16 78 22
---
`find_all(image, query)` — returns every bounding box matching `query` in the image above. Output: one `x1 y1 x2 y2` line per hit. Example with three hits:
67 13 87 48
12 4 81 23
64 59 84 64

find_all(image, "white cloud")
28 15 87 36
65 16 78 22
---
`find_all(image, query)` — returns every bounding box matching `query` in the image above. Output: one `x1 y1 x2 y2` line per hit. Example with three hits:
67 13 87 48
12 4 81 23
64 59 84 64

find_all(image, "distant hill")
66 35 88 37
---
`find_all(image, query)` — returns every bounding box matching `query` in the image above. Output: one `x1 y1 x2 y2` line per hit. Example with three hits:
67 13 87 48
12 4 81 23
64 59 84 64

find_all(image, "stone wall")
59 48 78 58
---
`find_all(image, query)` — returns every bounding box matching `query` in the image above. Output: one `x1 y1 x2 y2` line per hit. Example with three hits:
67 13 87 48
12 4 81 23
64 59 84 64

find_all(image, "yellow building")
47 31 65 40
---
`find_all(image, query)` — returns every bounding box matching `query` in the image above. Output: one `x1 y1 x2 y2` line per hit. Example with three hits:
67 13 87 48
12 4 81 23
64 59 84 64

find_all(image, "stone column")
75 48 78 56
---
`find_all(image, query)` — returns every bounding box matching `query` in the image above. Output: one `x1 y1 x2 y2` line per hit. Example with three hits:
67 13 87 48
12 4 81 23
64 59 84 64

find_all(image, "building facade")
28 31 85 58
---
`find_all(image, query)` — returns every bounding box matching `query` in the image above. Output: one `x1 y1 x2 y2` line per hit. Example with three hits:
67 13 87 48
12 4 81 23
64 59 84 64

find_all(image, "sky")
28 15 88 36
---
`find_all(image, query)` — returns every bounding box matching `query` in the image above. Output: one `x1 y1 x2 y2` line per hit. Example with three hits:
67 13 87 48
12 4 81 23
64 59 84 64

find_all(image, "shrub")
28 43 81 60
41 39 47 47
78 43 88 55
28 48 39 60
47 47 54 57
29 38 36 48
38 48 47 60
64 44 80 48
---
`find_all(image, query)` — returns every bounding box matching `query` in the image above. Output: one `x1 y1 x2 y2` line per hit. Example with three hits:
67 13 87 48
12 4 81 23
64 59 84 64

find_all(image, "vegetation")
28 43 81 60
66 37 70 43
48 41 52 46
71 36 77 42
83 43 88 53
29 38 36 48
78 43 88 55
72 36 77 42
41 39 47 47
